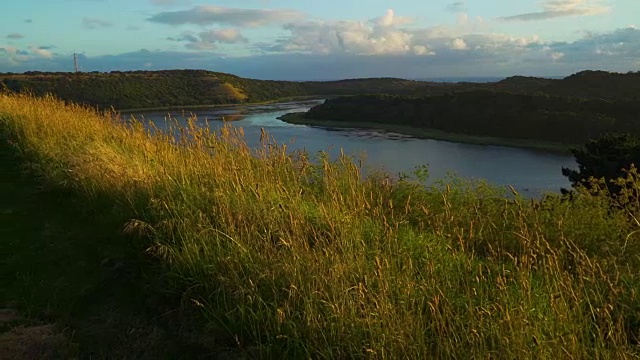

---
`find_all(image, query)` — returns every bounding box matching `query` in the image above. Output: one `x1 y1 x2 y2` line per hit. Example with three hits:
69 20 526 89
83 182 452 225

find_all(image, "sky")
1 0 639 80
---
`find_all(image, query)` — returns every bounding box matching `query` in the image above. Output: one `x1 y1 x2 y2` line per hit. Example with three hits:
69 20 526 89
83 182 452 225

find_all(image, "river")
137 100 577 198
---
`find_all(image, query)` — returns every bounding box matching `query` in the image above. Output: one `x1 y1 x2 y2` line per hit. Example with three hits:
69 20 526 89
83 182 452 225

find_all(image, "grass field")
2 92 640 358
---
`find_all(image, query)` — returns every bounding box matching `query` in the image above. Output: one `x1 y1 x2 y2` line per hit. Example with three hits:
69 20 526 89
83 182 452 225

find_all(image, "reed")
2 92 639 358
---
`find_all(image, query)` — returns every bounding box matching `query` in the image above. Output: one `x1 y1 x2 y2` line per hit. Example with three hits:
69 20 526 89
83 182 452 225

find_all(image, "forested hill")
0 69 638 110
0 70 304 110
299 91 640 145
0 70 433 110
491 70 640 100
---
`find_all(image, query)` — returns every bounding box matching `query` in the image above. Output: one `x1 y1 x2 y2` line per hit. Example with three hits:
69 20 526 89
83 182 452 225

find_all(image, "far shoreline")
278 112 574 154
117 96 326 114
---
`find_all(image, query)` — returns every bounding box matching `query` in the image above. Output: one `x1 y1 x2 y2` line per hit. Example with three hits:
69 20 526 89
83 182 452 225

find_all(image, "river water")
137 100 577 197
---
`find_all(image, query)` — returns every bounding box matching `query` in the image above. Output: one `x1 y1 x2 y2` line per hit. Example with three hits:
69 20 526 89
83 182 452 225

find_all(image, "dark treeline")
2 69 638 110
303 91 640 145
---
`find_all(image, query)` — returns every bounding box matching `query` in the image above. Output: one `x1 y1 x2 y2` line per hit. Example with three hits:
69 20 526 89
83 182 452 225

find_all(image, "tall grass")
2 92 639 358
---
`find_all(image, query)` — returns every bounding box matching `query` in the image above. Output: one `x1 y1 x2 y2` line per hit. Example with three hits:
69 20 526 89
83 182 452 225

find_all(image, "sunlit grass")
2 92 639 358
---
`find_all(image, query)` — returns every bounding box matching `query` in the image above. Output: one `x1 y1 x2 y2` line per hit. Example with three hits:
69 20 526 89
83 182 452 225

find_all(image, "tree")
562 133 640 194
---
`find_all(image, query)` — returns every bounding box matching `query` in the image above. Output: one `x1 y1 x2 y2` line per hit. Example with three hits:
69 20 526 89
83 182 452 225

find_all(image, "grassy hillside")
2 92 640 358
0 70 260 110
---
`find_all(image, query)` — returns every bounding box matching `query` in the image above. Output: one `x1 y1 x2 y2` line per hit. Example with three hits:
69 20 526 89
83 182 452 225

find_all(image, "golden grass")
2 92 640 358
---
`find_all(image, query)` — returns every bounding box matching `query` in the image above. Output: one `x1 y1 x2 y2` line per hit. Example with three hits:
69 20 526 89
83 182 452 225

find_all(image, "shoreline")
278 112 573 154
117 96 325 113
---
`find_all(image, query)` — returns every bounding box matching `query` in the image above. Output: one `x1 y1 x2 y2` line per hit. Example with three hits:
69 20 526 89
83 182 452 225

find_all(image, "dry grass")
2 92 640 358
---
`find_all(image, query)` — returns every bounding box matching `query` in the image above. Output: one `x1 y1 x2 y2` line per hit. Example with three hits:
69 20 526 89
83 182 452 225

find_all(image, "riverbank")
278 112 573 154
2 93 639 358
118 96 326 113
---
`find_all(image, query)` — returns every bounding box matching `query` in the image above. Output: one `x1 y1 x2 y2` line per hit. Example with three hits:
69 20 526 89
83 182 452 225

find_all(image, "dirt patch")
0 309 77 360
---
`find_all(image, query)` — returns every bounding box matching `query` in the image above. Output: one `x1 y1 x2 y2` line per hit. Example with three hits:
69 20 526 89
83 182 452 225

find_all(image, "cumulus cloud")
83 17 113 29
7 33 25 39
169 28 249 50
412 45 436 56
0 45 56 65
31 47 53 59
148 6 305 27
451 38 468 50
500 0 609 21
264 9 419 55
201 29 249 44
265 9 540 58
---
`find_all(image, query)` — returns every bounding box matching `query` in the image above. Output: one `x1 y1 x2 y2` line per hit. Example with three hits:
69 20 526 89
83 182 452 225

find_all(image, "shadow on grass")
0 135 215 359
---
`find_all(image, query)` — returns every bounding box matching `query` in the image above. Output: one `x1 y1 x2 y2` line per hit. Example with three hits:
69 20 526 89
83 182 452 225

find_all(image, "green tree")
562 133 640 194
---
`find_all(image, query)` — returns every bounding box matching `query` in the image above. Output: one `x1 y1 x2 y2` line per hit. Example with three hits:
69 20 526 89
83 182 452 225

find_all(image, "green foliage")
563 133 640 195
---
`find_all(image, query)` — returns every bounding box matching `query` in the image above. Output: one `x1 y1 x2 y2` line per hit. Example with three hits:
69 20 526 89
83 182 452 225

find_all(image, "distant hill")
491 76 557 93
1 69 638 110
297 91 640 145
541 70 640 100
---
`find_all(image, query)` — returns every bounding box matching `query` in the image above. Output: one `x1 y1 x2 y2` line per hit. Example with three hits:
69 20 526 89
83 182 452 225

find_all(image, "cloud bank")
2 26 637 79
2 6 637 79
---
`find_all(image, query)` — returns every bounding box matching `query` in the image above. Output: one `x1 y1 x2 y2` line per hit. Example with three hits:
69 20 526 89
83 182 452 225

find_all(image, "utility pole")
73 52 79 73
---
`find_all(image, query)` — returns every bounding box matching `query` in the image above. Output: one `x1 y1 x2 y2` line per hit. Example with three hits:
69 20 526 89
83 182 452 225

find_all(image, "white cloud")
260 9 549 60
451 38 468 50
169 28 249 50
0 46 54 64
412 45 435 56
269 9 419 55
200 29 248 44
500 0 609 21
31 47 53 59
551 52 565 61
148 6 305 27
374 9 413 27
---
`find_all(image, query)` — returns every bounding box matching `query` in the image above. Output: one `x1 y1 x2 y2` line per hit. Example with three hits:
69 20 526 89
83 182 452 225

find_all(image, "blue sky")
1 0 639 79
